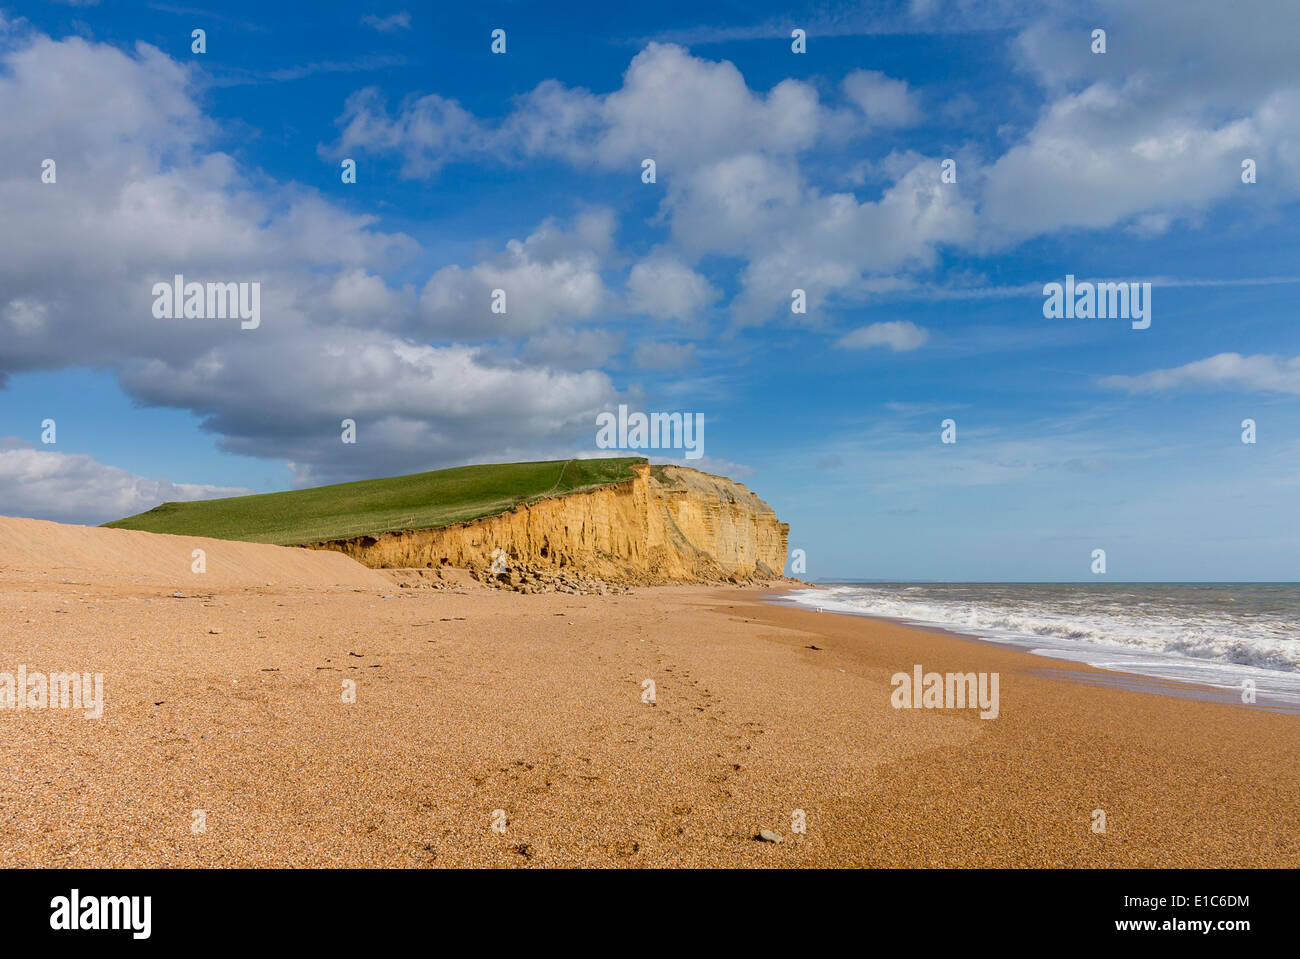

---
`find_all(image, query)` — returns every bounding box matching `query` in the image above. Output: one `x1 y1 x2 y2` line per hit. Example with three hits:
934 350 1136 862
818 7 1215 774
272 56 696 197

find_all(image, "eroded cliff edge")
306 463 789 586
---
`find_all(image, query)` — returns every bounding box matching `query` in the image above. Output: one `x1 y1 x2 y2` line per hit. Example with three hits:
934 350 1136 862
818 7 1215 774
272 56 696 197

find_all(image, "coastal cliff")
307 463 789 586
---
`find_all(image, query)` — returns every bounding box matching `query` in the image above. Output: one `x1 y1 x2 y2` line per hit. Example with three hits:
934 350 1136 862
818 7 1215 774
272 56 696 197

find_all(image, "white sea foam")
780 584 1300 706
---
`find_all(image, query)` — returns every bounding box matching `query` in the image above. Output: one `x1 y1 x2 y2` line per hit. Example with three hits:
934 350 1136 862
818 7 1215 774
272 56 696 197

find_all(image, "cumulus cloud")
837 321 930 351
325 87 488 177
520 327 624 370
980 79 1281 238
0 441 249 525
1012 0 1300 97
119 333 617 485
570 44 823 169
842 70 921 128
325 268 405 319
626 256 719 322
417 210 614 336
706 157 977 324
0 30 618 485
1100 353 1300 395
10 7 1298 504
328 44 827 174
983 0 1300 240
328 9 1300 321
324 44 971 325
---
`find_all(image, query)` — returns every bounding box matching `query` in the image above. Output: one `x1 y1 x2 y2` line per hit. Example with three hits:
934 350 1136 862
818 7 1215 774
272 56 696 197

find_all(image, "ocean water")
780 583 1300 706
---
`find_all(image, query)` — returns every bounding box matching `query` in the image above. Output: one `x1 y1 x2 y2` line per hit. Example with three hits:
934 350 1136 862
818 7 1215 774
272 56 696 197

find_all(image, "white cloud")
11 8 1300 499
325 87 487 177
361 11 411 33
0 442 249 525
981 79 1279 238
418 211 614 336
520 327 624 370
837 321 930 351
119 333 618 484
331 44 828 174
324 44 979 327
842 70 921 128
711 158 977 324
581 44 823 169
326 268 403 318
1012 0 1300 96
0 30 619 482
318 16 1300 327
1100 353 1300 395
982 0 1300 241
626 255 719 321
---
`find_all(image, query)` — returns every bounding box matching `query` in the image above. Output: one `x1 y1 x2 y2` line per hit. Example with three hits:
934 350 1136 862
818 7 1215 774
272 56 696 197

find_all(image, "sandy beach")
1 518 1297 868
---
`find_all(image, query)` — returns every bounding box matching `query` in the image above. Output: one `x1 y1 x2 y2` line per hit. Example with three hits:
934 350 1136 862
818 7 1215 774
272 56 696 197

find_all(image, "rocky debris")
468 562 633 596
756 829 783 844
373 561 788 596
460 560 788 595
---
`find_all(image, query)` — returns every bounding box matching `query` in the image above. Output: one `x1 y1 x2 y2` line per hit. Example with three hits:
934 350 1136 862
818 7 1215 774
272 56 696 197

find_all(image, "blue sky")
1 0 1298 580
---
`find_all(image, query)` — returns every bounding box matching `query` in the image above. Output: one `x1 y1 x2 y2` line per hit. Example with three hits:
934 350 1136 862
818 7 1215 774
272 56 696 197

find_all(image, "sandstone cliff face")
308 463 790 584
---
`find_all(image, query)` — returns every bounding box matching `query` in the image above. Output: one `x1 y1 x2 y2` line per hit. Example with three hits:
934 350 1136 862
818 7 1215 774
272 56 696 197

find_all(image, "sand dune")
0 515 390 590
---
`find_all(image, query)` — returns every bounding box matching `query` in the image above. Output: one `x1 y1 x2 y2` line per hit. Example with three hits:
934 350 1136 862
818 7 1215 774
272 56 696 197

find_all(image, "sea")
779 582 1300 708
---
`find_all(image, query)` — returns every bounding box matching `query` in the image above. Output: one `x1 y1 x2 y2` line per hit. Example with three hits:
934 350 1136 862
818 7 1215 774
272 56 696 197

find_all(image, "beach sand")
1 518 1297 867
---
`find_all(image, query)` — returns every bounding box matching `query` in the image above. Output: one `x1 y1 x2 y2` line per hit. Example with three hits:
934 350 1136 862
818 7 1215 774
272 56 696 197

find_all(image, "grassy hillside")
105 457 646 546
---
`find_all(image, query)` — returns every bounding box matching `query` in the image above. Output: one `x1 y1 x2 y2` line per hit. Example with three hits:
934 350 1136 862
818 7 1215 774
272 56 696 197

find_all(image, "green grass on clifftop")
104 457 647 546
